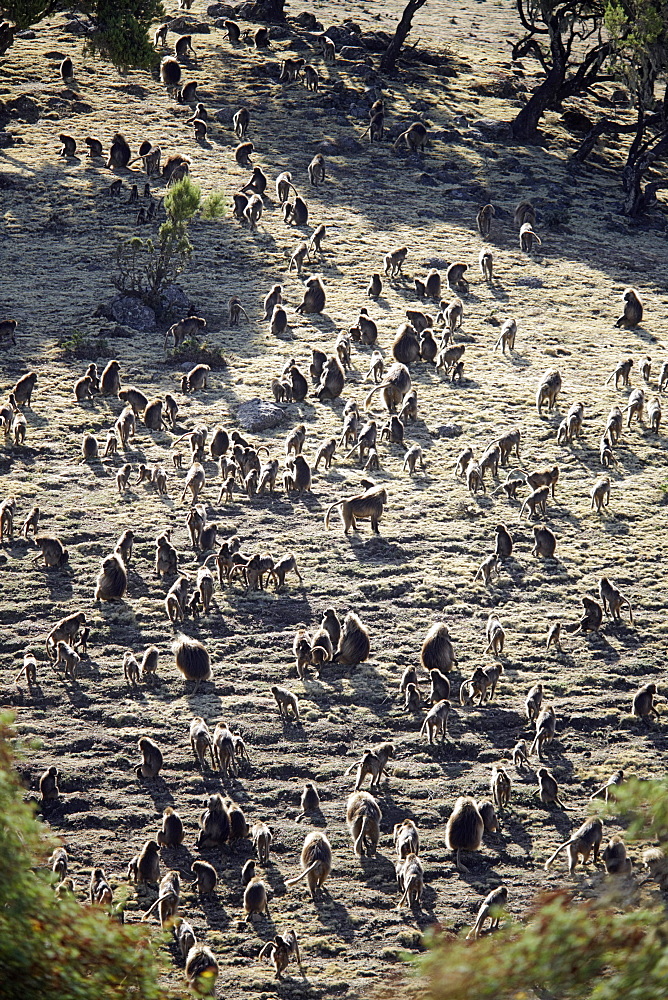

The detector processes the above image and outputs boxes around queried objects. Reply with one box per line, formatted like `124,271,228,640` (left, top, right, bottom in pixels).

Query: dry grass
1,1,668,996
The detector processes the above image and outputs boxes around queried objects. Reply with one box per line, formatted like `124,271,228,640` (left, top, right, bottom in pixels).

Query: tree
380,0,428,73
114,174,201,307
0,711,174,1000
510,0,611,140
605,0,668,215
1,0,164,69
413,778,668,1000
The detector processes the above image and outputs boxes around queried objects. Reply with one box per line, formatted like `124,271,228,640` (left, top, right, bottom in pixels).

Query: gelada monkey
394,819,420,858
420,699,451,744
333,611,370,665
446,796,484,873
544,817,603,873
259,929,302,980
421,622,458,671
602,835,633,875
345,743,394,790
252,822,272,862
142,871,181,929
173,634,212,693
324,484,387,536
466,885,507,940
346,791,382,857
244,878,270,922
396,853,424,907
285,831,332,898
589,769,624,803
185,945,219,993
158,806,184,847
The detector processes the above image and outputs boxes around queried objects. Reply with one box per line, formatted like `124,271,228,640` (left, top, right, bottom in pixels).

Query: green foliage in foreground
417,893,668,1000
3,0,164,70
415,779,668,1000
0,712,171,1000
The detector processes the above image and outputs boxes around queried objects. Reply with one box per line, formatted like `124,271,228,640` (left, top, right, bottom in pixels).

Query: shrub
0,711,174,1000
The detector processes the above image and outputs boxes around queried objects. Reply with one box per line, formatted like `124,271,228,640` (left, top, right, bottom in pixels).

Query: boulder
435,423,462,439
236,398,285,433
109,295,156,332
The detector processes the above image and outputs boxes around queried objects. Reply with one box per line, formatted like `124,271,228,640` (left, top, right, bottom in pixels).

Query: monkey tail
544,838,576,870
324,502,340,530
285,859,321,886
363,384,383,410
141,891,176,920
354,816,369,856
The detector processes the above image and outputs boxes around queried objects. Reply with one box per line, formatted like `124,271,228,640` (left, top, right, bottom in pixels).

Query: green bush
114,175,201,308
2,1,165,70
57,329,111,359
0,712,173,1000
413,778,668,1000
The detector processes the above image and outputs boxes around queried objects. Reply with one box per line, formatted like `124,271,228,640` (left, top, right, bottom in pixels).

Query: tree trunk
511,16,566,140
380,0,427,73
622,134,668,216
571,118,614,162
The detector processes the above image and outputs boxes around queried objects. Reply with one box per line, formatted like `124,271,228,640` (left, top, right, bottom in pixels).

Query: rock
293,11,321,30
418,173,439,187
435,423,462,439
158,284,191,321
450,186,488,201
339,45,366,60
5,95,40,123
16,30,36,39
336,134,363,154
471,117,511,139
515,277,544,288
109,295,156,332
560,109,594,133
63,19,92,35
167,16,210,33
0,131,15,148
360,30,392,52
236,398,285,433
207,2,235,15
118,84,147,99
321,25,361,46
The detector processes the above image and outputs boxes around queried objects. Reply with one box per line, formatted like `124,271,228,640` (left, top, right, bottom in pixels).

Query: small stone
435,423,462,439
515,277,544,288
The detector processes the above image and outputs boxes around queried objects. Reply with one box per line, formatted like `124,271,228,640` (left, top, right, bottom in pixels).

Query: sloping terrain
1,1,668,996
